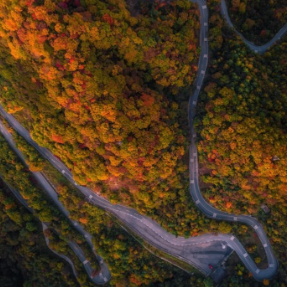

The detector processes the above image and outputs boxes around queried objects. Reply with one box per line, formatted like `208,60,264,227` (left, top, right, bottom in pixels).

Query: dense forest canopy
226,0,287,44
0,0,200,225
0,182,81,287
195,0,287,283
0,129,201,286
1,0,287,286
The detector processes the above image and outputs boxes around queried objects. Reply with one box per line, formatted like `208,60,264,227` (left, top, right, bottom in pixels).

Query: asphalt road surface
0,118,233,276
5,182,79,282
0,0,286,281
220,0,287,54
8,181,110,284
0,121,111,285
188,0,282,281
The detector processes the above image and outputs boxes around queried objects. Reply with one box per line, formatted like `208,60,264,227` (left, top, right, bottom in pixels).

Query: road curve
0,117,234,276
0,121,111,285
188,0,287,281
4,181,78,281
41,223,78,279
0,0,286,281
7,181,111,285
0,102,277,280
220,0,287,54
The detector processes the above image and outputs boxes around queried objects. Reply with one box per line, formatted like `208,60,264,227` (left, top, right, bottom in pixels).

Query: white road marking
0,71,279,278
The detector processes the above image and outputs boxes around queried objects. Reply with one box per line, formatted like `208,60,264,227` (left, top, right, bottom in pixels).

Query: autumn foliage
195,8,287,281
0,0,201,236
226,0,287,44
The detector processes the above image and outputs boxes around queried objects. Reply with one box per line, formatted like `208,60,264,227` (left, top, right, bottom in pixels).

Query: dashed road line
0,2,282,278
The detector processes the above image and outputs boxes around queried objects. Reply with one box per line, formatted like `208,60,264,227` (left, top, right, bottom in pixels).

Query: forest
1,117,280,287
3,105,280,286
226,0,287,44
194,0,287,284
0,0,241,240
0,126,202,286
1,0,287,286
0,0,200,227
9,116,257,242
0,181,84,287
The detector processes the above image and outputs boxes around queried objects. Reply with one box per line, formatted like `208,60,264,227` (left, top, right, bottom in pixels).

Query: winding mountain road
5,181,79,283
0,121,111,285
8,180,110,285
221,0,287,54
0,117,235,276
0,0,286,282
